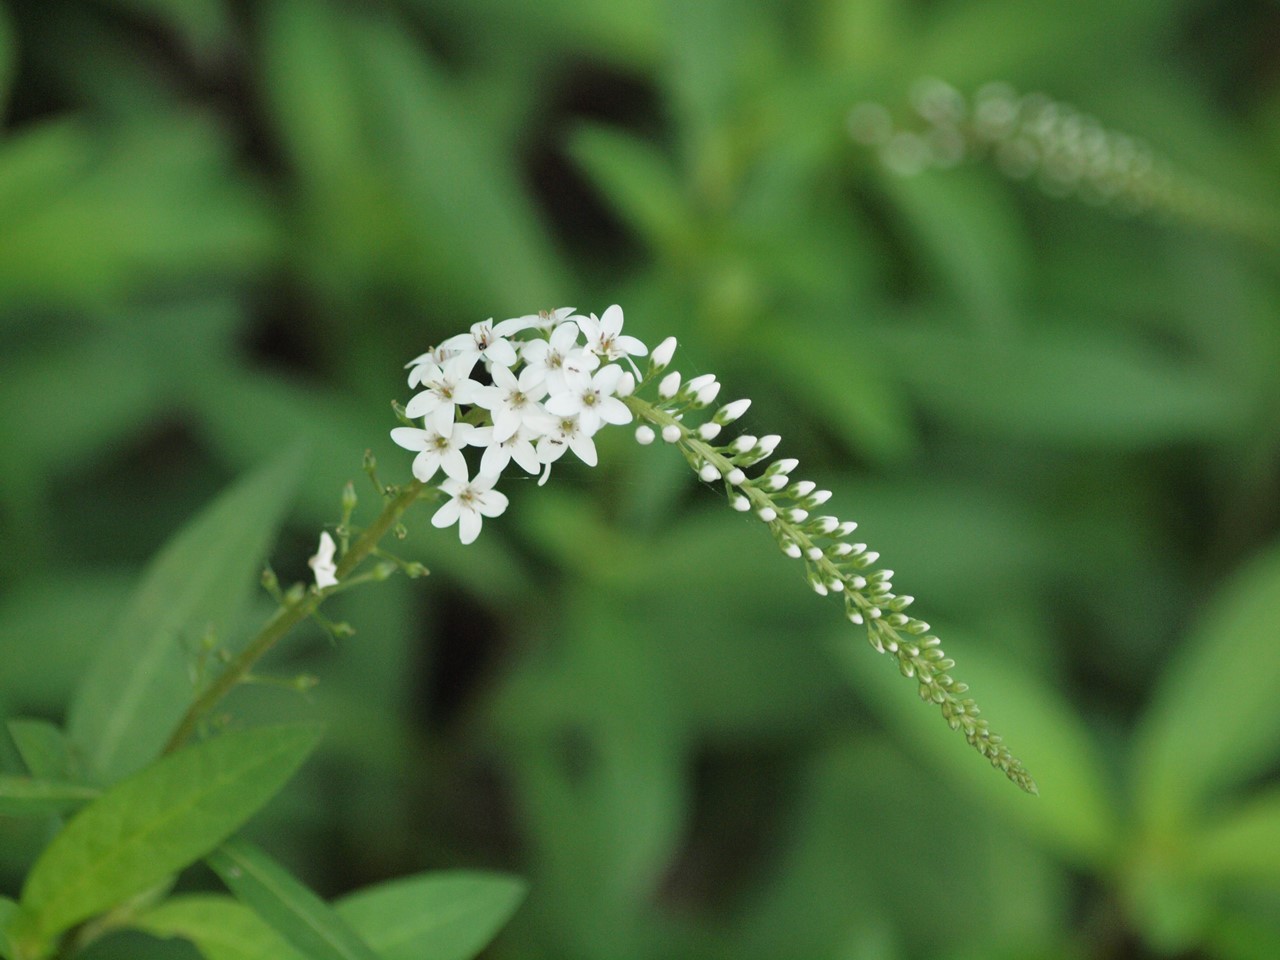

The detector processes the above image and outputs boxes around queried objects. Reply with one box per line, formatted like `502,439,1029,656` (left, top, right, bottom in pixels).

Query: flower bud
616,371,636,396
635,425,656,445
661,424,682,443
715,399,751,424
651,336,677,368
699,463,721,482
698,422,722,440
731,495,750,511
726,468,746,485
659,372,681,399
694,381,721,406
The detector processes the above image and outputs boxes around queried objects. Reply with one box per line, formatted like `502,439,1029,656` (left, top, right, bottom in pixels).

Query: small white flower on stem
635,425,656,445
406,356,487,433
439,318,521,368
390,422,477,483
308,531,339,589
474,423,545,477
474,363,550,443
536,414,599,484
577,304,648,365
544,365,632,434
431,475,509,545
521,320,599,394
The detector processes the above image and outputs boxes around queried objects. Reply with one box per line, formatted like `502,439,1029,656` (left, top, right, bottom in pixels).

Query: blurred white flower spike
308,531,339,589
396,304,1036,793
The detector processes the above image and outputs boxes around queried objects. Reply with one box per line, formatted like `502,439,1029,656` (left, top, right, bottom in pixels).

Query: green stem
161,480,425,755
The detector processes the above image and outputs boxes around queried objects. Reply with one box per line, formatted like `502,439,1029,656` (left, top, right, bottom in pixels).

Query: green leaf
6,720,78,782
877,169,1032,331
67,448,305,783
0,776,99,817
568,125,693,254
0,897,18,960
16,724,321,949
1133,542,1280,832
338,873,526,960
1189,787,1280,889
208,840,379,960
873,323,1249,446
135,894,304,960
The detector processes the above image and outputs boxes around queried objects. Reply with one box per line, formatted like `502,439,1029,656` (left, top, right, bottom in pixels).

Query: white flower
308,531,339,589
536,414,599,484
521,320,598,394
512,306,578,334
438,318,521,369
577,304,648,364
390,421,478,483
543,364,632,435
473,422,546,477
405,355,487,434
473,363,550,443
431,475,509,545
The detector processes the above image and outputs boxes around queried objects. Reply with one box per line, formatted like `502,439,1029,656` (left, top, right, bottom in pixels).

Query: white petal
616,334,648,356
458,511,483,544
481,443,512,477
569,432,598,466
483,340,519,367
411,451,441,483
597,396,633,425
476,488,509,518
440,449,470,482
600,303,624,336
390,427,428,451
431,499,461,529
404,392,438,419
544,393,580,417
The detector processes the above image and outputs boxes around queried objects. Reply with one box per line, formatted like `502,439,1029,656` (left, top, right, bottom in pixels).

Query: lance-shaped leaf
337,872,526,960
1133,542,1280,833
1188,787,1280,889
208,840,379,960
136,894,304,960
16,724,321,949
0,777,99,817
67,447,304,783
7,719,79,782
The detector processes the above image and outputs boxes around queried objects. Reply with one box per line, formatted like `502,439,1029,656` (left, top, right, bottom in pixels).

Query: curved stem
162,480,426,755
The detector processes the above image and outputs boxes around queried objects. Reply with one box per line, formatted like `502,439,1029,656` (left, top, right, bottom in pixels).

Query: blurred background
3,0,1280,958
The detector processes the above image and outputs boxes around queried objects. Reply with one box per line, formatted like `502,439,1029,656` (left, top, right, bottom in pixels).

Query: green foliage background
3,0,1280,957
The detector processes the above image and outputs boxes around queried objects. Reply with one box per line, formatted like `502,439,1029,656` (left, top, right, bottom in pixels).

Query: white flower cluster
391,305,647,544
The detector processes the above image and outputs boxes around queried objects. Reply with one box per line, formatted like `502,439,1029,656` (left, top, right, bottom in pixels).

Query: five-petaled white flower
520,320,598,395
390,421,478,483
308,531,339,589
543,364,633,435
438,317,530,370
406,355,487,434
474,363,550,443
431,475,509,545
577,304,648,366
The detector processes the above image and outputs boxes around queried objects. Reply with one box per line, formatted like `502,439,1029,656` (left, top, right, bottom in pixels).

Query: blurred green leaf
0,776,100,817
337,872,526,960
0,117,275,307
16,725,322,948
1192,787,1280,889
569,124,693,254
1134,541,1280,832
0,573,131,711
6,720,78,782
0,897,16,960
874,323,1250,445
208,839,379,960
136,894,304,960
67,448,305,782
878,169,1031,330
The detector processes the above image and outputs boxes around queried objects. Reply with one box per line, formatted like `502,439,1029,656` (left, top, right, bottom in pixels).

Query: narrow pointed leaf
1134,542,1280,831
135,895,305,960
0,776,99,817
67,448,305,782
18,724,321,946
208,840,379,960
7,720,78,781
337,873,527,960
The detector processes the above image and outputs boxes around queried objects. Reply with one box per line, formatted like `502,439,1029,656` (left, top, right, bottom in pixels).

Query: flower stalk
161,480,426,755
